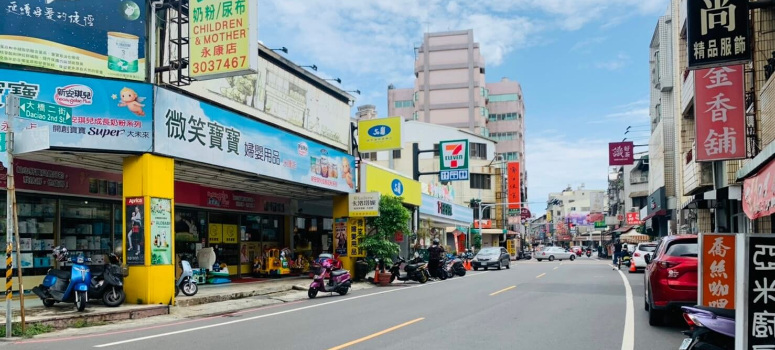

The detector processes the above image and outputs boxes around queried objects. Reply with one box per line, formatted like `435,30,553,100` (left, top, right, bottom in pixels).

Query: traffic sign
18,98,72,125
439,139,469,181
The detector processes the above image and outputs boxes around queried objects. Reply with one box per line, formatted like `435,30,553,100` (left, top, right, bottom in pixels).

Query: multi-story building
547,185,607,244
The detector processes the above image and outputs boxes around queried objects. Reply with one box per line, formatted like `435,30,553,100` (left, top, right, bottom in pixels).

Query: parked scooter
88,253,126,307
308,258,351,298
389,253,429,284
585,248,592,258
32,246,91,311
445,254,466,277
175,257,199,297
679,305,735,350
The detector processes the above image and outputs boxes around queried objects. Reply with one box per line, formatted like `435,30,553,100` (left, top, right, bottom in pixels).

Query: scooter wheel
76,291,87,312
337,287,349,296
182,281,198,296
103,287,126,307
42,299,55,307
419,272,428,284
308,288,318,299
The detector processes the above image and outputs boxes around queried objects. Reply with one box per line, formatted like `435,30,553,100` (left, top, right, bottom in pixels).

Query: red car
643,234,698,326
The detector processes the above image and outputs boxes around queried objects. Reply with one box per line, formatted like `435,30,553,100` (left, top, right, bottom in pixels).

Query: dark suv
643,235,698,326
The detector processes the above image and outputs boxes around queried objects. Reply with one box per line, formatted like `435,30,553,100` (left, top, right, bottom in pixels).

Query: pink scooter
308,259,351,298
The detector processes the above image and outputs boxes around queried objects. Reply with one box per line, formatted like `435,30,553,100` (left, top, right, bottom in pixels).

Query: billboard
154,87,355,193
358,116,402,152
694,65,746,161
182,56,352,150
609,141,634,165
439,139,469,181
686,0,750,69
360,163,421,206
189,0,258,80
0,0,146,81
507,162,521,209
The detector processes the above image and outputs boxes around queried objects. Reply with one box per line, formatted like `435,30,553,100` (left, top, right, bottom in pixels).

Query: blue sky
257,0,669,208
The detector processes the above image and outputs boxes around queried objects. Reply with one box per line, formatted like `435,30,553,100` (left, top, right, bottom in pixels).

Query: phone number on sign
191,56,247,74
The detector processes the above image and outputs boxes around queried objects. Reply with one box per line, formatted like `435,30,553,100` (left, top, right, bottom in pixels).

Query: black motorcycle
389,255,429,284
88,253,127,307
445,255,466,277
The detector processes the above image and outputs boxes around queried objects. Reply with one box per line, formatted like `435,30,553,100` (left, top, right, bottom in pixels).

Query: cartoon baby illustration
118,87,146,116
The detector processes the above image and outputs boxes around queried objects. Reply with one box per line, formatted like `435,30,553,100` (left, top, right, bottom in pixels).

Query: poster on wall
125,197,144,265
182,57,352,150
334,218,347,257
150,198,172,265
0,0,147,81
208,223,223,244
0,68,153,152
154,87,355,193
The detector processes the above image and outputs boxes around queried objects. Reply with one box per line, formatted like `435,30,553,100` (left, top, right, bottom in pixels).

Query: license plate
679,338,692,350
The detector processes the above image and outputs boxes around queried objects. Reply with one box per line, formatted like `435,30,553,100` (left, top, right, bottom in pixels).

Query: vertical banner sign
439,139,469,181
687,0,750,69
626,212,641,225
744,235,775,349
149,198,172,265
348,218,366,258
334,218,348,257
695,65,746,161
699,234,735,308
609,142,634,165
189,0,258,80
125,197,145,265
508,162,521,209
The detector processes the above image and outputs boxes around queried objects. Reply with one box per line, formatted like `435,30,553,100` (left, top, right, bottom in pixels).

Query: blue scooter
32,246,92,311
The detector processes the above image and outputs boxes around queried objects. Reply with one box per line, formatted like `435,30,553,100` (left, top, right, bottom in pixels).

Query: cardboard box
19,238,32,251
38,222,54,234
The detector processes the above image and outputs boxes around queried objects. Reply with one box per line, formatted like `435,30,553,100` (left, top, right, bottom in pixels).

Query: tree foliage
361,195,410,271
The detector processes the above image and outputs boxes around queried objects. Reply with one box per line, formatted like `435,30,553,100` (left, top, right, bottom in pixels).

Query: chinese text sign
189,0,258,79
609,142,634,165
687,0,750,69
694,65,746,161
626,212,641,226
347,218,366,258
746,236,775,348
701,234,735,309
508,162,521,209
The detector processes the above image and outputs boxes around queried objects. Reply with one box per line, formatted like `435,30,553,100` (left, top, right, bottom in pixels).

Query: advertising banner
609,141,634,165
1,0,146,81
626,212,641,226
334,218,347,257
125,197,144,266
687,0,750,69
695,65,746,161
507,162,521,209
154,87,355,193
173,181,289,215
189,0,258,80
347,218,366,258
0,68,152,152
361,163,421,206
419,194,473,224
742,159,775,220
348,192,380,217
183,56,352,150
357,116,402,152
1,159,122,199
699,233,735,308
149,198,172,265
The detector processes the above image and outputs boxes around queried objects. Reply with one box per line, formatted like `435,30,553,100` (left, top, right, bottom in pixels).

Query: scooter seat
331,269,347,277
49,269,71,280
405,264,418,272
691,305,736,319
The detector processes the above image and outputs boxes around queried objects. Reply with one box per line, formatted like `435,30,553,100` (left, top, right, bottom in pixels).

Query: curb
0,305,169,331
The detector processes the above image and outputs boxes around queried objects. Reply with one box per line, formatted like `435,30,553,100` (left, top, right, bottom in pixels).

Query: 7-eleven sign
439,139,469,181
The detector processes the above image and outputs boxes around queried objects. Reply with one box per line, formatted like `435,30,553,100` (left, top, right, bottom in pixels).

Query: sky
257,0,669,208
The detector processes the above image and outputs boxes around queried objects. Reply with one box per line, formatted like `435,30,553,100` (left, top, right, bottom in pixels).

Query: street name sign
19,98,72,125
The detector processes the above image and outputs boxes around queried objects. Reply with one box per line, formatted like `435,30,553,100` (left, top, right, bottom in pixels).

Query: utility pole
5,94,25,336
411,143,440,255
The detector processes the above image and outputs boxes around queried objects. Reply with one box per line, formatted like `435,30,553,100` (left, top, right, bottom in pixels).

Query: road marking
489,286,516,296
616,269,635,350
553,267,558,270
326,318,424,350
536,273,546,279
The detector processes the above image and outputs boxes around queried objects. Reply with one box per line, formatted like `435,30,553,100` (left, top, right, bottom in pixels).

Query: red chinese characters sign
507,162,521,209
626,212,641,225
743,159,775,219
700,234,735,309
694,65,746,161
608,142,634,165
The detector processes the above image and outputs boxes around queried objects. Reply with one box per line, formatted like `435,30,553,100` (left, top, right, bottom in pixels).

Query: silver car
472,247,511,270
535,247,576,262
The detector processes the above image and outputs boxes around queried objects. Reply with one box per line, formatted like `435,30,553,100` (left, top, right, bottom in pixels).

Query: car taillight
659,261,678,269
634,252,641,257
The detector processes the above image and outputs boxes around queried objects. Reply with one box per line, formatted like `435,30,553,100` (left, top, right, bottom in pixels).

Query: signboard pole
4,95,25,335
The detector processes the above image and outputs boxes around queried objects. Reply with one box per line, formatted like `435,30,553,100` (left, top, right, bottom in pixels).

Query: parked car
630,242,657,273
644,235,698,326
535,246,576,262
472,247,511,270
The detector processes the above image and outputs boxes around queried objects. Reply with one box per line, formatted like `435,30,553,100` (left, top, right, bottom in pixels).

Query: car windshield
665,240,698,257
478,248,499,255
638,244,657,252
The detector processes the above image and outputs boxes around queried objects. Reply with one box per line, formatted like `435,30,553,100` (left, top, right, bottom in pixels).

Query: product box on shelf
19,238,32,251
38,222,54,234
12,253,34,268
76,224,93,235
65,207,96,218
63,236,77,250
25,219,37,233
18,221,27,234
93,222,104,235
42,239,55,251
18,203,32,216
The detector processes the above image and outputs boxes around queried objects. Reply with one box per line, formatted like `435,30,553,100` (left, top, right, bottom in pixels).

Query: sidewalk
0,276,375,331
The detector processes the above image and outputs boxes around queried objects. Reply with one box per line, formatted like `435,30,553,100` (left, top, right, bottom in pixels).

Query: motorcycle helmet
52,246,69,262
433,238,440,245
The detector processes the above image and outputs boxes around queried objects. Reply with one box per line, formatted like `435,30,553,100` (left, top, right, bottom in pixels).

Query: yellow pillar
332,195,355,273
123,154,175,305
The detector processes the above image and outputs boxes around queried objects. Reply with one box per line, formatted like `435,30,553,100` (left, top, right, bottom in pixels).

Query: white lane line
95,272,489,348
616,269,635,350
553,267,558,270
535,273,546,279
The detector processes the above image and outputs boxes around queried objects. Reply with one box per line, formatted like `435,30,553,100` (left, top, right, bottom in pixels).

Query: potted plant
361,195,410,286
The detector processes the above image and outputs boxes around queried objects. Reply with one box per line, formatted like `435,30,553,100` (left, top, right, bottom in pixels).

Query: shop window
392,149,401,159
175,208,206,260
7,195,57,275
207,212,241,267
60,199,115,266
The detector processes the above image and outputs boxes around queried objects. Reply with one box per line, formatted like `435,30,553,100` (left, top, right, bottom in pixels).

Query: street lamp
325,78,342,84
301,64,318,71
270,47,288,54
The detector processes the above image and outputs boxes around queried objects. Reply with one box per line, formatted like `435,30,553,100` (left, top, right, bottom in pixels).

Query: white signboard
348,192,380,217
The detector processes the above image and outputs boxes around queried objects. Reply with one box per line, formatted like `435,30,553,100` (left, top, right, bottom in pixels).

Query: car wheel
569,255,575,261
497,261,502,270
549,256,555,262
537,259,542,262
506,261,510,269
473,266,479,271
647,286,664,326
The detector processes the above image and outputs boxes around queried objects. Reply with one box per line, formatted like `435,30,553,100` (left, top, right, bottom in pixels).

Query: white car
630,242,657,272
535,247,575,262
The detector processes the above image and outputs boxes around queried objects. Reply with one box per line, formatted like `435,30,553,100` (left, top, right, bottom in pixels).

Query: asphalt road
8,257,689,350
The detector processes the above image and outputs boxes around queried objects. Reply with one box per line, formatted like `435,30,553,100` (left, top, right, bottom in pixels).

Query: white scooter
175,258,198,297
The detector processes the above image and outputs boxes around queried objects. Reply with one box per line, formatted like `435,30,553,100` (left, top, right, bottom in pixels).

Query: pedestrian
428,238,445,279
612,240,622,267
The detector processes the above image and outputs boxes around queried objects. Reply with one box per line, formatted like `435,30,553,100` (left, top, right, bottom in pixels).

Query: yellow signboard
208,223,223,244
347,218,366,258
358,116,403,152
362,164,421,206
222,224,238,244
189,0,258,80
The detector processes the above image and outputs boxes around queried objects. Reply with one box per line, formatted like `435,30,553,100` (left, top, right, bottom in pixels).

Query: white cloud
594,53,631,70
570,36,607,52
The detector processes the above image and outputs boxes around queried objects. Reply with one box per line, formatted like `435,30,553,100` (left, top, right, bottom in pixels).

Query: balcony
630,174,648,184
681,68,694,114
683,145,714,195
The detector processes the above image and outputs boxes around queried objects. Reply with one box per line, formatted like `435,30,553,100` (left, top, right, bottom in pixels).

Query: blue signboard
154,87,356,193
0,0,147,81
0,68,153,157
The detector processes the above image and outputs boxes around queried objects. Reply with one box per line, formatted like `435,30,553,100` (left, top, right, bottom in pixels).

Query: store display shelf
61,216,109,220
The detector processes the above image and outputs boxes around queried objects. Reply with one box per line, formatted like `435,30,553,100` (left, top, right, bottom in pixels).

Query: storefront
642,187,669,236
418,194,472,253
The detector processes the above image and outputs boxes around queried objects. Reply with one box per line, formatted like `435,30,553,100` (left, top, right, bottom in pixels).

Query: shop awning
620,232,651,244
613,225,634,233
479,228,505,235
642,209,667,221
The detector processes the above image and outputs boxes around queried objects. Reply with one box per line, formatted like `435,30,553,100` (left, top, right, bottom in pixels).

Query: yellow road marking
489,285,516,296
536,273,546,279
327,318,425,350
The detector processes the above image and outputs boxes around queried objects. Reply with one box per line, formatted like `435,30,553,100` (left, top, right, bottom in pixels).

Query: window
470,174,491,189
501,152,519,161
487,112,519,122
362,152,377,160
413,92,418,101
392,150,401,159
393,100,414,108
412,112,419,120
488,94,518,102
570,207,576,211
666,240,698,257
470,143,487,159
480,107,489,117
